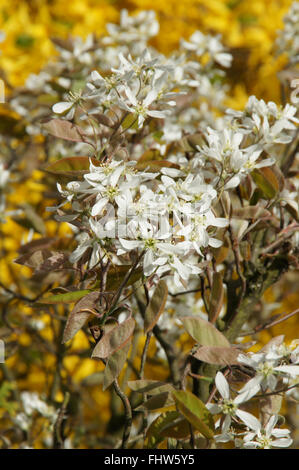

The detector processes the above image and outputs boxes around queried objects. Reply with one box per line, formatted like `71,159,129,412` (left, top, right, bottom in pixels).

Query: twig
53,391,70,449
240,307,299,336
113,378,132,449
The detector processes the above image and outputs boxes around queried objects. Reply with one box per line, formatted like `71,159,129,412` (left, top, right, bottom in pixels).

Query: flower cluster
46,10,299,291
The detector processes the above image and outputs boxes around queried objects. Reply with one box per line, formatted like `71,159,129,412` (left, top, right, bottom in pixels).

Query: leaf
146,411,189,448
40,289,92,305
135,392,174,411
103,341,131,390
232,205,271,220
193,346,242,365
44,156,99,178
135,160,180,172
15,249,53,268
178,133,204,152
160,417,191,439
180,316,230,348
128,380,174,395
144,280,168,333
92,317,135,359
62,291,101,343
43,119,86,142
18,237,55,255
251,167,279,199
33,252,69,275
172,390,214,439
121,113,139,131
208,272,224,323
92,113,115,128
106,265,143,291
138,149,162,163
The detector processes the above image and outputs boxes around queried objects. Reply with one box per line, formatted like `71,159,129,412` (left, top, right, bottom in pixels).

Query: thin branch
113,378,132,449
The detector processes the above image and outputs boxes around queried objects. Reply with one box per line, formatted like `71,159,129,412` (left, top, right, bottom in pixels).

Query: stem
113,378,132,449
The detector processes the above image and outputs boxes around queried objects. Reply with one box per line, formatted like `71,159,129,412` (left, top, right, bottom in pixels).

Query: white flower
120,86,168,128
69,232,101,268
181,30,232,68
103,9,159,46
238,351,299,398
241,414,292,449
52,90,85,119
207,372,259,433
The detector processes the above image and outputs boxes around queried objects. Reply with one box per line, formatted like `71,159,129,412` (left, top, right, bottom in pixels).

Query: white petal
215,372,230,399
143,89,158,107
52,102,72,114
236,410,260,431
91,197,109,216
275,365,299,376
119,238,140,251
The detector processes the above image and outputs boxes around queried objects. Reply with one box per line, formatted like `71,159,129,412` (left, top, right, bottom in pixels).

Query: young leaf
251,167,279,199
103,342,131,390
44,156,99,178
146,411,189,448
232,205,271,220
128,380,174,395
62,291,101,343
180,316,230,348
43,119,85,142
92,317,135,359
172,390,214,439
106,265,143,291
193,345,242,365
39,289,92,305
135,392,174,411
144,280,168,333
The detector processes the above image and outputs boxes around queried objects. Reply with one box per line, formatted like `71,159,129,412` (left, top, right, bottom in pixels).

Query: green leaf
172,390,214,439
144,280,168,333
138,149,162,163
180,316,230,348
146,411,189,448
208,272,224,323
128,380,174,395
62,291,101,343
106,265,143,291
251,167,279,199
103,341,131,390
92,317,135,359
135,392,174,411
40,289,92,305
121,113,139,131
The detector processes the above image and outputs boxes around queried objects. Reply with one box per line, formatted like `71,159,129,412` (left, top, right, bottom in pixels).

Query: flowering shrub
0,5,298,449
